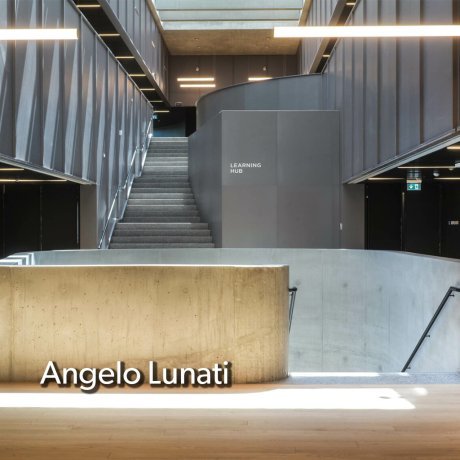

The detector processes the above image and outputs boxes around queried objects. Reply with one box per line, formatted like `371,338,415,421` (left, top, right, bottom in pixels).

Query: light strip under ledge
248,77,272,81
177,77,215,82
180,84,216,88
274,25,460,38
0,28,78,41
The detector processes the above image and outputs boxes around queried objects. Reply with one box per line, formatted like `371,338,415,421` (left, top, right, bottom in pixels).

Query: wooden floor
0,383,460,459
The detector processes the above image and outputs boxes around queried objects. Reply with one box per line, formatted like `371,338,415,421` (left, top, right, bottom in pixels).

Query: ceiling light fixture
177,77,215,82
116,56,135,60
0,28,78,41
140,88,156,91
76,4,101,8
434,177,460,180
367,178,405,181
99,33,120,38
398,166,454,169
248,77,272,81
129,74,146,77
447,145,460,150
180,84,216,88
155,110,170,113
274,25,460,38
0,167,24,172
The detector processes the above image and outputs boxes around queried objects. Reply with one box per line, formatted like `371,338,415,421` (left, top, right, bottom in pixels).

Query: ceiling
152,0,308,55
368,143,460,183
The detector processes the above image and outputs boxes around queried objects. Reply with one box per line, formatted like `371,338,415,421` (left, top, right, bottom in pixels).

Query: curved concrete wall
3,249,460,374
0,264,289,384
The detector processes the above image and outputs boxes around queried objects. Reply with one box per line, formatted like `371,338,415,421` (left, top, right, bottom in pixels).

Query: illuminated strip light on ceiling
0,168,24,171
177,77,215,82
0,28,78,41
100,33,120,37
248,77,272,81
434,177,460,180
76,4,101,8
0,179,66,183
274,25,460,38
180,84,216,88
447,145,460,150
367,178,404,181
155,110,170,113
399,166,444,170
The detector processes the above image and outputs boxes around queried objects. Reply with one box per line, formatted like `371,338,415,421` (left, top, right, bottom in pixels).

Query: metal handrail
402,286,460,372
98,116,154,249
289,287,298,332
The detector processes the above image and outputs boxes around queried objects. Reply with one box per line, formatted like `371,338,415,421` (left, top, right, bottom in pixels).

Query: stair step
129,193,194,199
133,178,189,184
113,229,211,237
128,199,196,205
122,216,201,223
130,187,193,193
116,223,209,230
110,243,215,249
111,236,213,244
124,209,199,217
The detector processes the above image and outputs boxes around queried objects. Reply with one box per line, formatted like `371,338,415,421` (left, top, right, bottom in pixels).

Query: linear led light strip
274,25,460,38
0,29,78,41
177,77,215,82
248,77,272,81
398,166,454,169
180,84,216,88
0,179,66,183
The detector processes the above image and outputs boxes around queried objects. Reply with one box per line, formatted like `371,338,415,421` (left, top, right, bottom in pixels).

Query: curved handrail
98,116,154,249
402,286,460,372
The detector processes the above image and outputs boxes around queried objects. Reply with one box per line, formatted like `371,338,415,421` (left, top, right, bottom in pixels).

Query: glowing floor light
0,388,414,410
274,25,460,38
0,29,78,41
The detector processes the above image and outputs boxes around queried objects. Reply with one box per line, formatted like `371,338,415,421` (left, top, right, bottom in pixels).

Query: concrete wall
0,264,289,384
6,248,460,374
190,110,343,248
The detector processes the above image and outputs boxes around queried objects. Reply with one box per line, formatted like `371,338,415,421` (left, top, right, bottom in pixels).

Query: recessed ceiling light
274,25,460,38
180,84,216,88
0,29,78,41
447,145,460,150
398,166,453,169
248,77,272,81
177,77,215,82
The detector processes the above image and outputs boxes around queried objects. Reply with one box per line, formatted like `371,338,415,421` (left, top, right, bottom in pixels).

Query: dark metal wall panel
320,0,458,181
169,55,299,107
99,0,169,97
0,0,152,246
422,0,454,141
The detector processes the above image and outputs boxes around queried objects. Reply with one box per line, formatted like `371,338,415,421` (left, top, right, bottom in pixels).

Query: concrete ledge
0,265,289,384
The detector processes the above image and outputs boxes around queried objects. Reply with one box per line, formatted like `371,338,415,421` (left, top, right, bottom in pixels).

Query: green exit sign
407,181,422,191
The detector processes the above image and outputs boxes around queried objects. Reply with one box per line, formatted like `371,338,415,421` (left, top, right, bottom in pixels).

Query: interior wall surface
5,248,460,374
190,110,345,248
99,0,169,97
0,0,153,248
305,0,459,181
169,55,298,107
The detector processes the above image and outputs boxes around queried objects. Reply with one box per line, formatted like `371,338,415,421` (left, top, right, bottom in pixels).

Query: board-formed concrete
5,249,460,374
0,265,289,384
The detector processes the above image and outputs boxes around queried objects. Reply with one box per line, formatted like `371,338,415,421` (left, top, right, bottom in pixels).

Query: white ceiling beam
162,20,299,30
159,10,301,21
153,0,304,11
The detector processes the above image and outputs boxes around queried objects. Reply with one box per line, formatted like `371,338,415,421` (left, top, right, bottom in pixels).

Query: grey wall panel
189,115,223,247
0,1,13,160
197,74,323,127
422,0,454,142
397,1,422,154
190,110,346,249
0,0,153,247
99,0,169,97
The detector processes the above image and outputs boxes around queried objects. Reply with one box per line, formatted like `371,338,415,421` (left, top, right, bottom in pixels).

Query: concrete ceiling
152,0,310,55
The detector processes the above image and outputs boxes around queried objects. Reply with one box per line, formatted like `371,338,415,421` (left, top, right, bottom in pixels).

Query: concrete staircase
110,137,214,249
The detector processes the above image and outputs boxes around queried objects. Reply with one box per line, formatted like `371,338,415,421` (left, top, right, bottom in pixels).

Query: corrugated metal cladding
0,0,153,243
102,0,168,96
299,0,459,182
